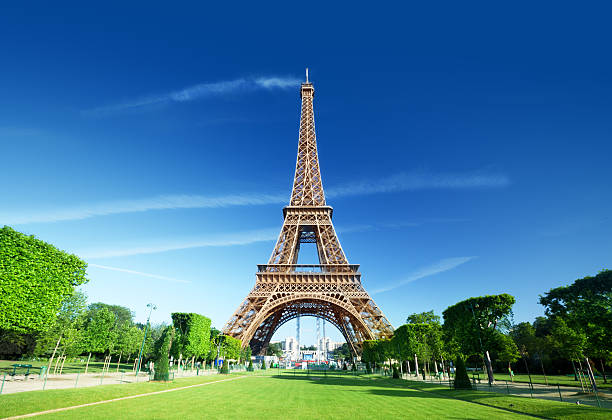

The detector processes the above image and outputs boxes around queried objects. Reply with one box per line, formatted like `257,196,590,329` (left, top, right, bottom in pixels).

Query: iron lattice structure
223,74,394,356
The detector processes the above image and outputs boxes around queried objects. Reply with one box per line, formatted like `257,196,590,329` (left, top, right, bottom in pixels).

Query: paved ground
404,373,612,409
0,369,219,395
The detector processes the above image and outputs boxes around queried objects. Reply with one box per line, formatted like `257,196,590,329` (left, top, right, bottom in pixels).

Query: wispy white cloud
0,171,507,226
80,228,278,259
0,193,287,225
88,263,190,284
372,256,477,294
326,171,510,198
83,76,301,116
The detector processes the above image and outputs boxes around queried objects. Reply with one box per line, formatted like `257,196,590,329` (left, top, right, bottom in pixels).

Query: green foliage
153,326,175,381
240,345,252,363
548,317,586,361
115,322,143,358
220,335,241,360
392,364,400,378
87,303,133,328
0,226,88,334
83,307,116,355
331,343,351,359
220,360,229,374
453,356,472,389
266,342,283,357
407,310,441,325
261,360,266,370
442,294,515,358
247,359,253,372
171,313,211,360
540,269,612,360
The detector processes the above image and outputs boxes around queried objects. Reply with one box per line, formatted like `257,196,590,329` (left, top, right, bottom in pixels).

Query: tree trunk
484,351,495,385
434,359,439,376
85,352,91,374
571,360,578,381
47,335,62,377
600,359,608,384
441,357,446,378
577,359,586,392
585,357,598,392
539,353,548,385
406,360,411,374
414,354,419,377
117,352,122,372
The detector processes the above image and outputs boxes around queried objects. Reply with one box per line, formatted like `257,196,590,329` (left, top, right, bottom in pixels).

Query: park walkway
0,368,219,395
406,373,612,409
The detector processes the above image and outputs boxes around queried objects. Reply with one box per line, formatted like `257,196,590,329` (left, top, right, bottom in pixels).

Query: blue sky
1,2,611,345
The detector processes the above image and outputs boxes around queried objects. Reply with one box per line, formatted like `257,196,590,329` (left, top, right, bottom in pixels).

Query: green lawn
1,371,611,419
492,373,612,390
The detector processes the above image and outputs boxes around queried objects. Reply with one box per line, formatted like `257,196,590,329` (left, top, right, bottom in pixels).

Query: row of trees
0,226,250,375
361,270,611,389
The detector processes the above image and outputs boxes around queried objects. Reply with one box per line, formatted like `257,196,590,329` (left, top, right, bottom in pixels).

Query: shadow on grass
266,374,612,419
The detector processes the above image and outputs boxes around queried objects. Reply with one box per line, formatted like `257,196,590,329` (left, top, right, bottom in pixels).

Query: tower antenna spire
306,67,309,83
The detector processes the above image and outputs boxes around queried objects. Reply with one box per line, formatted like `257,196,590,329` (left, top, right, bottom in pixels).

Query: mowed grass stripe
0,373,249,418
28,375,530,419
3,376,247,419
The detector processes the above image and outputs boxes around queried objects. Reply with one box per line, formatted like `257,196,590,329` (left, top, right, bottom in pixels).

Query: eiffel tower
223,70,393,356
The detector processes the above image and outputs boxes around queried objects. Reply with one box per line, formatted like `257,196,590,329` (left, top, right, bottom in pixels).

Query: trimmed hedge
453,356,472,389
171,313,211,360
154,326,175,381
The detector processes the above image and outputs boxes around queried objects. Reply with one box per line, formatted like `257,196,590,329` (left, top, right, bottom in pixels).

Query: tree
407,310,441,325
540,269,612,382
0,226,88,334
443,294,515,385
266,342,283,357
220,335,241,360
33,290,88,358
453,356,472,389
331,343,351,360
83,307,116,355
171,313,211,361
153,326,175,381
87,303,133,328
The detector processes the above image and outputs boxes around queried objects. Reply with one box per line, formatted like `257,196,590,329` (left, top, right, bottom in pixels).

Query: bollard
75,373,80,388
0,373,6,395
557,384,562,402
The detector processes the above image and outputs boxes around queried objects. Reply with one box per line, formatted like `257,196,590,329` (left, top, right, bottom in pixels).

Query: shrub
247,360,253,372
366,362,372,374
342,362,347,370
453,356,472,389
153,326,175,381
261,360,267,370
220,360,229,374
392,365,400,379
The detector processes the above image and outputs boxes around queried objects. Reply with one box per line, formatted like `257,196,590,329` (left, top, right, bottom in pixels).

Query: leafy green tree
331,343,351,360
261,360,267,370
443,294,515,385
153,326,175,381
171,313,211,361
220,335,242,360
266,342,283,357
115,321,143,361
540,269,612,382
84,307,117,355
0,226,88,334
407,310,441,325
34,290,88,358
87,303,133,327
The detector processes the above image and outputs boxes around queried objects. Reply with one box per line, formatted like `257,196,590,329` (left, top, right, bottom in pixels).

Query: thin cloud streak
81,228,279,259
0,171,508,226
326,171,510,198
83,76,301,116
88,263,190,284
372,256,477,294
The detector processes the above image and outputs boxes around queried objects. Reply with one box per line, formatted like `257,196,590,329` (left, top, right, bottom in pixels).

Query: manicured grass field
1,371,611,419
493,373,612,390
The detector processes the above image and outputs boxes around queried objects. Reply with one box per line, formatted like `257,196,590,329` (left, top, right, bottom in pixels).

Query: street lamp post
135,303,156,377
